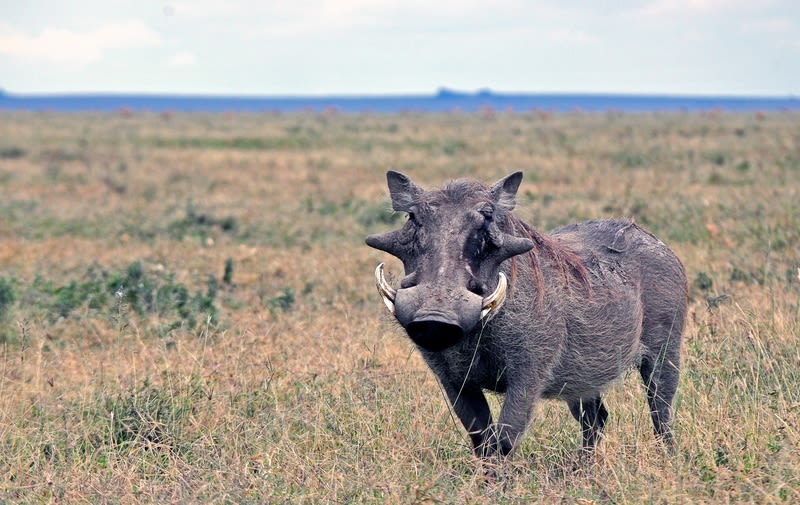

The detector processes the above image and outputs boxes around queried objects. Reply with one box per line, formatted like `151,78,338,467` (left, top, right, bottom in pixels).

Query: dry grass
1,109,798,503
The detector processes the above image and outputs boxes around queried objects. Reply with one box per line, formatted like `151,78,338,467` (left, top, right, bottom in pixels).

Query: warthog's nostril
406,320,464,351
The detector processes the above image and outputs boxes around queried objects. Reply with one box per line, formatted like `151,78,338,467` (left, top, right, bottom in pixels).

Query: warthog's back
550,219,688,330
543,219,687,399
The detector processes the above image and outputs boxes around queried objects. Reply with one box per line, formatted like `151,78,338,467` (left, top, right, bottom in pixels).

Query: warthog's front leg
440,381,494,455
480,383,536,458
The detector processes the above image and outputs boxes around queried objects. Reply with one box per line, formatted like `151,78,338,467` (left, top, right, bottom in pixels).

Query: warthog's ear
386,170,422,212
490,171,523,211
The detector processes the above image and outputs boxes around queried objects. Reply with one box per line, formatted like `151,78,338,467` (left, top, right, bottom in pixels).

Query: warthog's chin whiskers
480,272,507,320
374,263,397,315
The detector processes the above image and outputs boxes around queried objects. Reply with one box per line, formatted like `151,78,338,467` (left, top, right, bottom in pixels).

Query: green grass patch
149,135,313,150
3,261,220,338
0,146,26,159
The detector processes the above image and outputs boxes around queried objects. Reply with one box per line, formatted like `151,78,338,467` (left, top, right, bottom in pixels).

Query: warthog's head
366,171,534,351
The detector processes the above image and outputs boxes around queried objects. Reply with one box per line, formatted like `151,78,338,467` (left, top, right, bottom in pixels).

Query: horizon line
1,88,798,100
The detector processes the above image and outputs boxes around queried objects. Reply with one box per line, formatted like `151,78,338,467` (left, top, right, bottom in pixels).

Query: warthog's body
367,172,686,459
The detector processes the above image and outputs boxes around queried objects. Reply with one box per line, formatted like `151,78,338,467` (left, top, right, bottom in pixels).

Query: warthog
366,171,687,460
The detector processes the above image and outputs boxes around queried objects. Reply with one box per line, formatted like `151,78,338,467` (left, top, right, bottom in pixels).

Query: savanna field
0,109,798,504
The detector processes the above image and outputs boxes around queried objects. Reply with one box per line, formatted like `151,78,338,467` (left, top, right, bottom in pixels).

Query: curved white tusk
374,263,397,315
480,272,507,320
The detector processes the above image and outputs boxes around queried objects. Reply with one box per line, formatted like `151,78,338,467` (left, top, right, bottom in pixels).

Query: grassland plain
0,109,798,504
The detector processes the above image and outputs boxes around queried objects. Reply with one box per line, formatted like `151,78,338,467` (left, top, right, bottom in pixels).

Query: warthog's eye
467,276,487,296
469,230,492,258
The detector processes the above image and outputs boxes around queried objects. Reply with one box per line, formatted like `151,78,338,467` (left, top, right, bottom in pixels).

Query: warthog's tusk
480,272,507,320
374,263,397,315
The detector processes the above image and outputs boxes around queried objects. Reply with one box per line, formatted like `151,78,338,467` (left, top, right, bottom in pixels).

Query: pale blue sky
1,0,798,95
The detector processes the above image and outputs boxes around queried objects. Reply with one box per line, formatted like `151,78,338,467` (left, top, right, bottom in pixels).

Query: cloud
170,0,524,20
168,51,197,67
0,20,162,66
167,1,253,19
741,17,793,34
547,28,597,45
739,17,799,52
171,0,530,38
631,0,774,18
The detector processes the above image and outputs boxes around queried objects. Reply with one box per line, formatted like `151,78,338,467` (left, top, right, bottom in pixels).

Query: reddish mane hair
433,179,592,306
505,213,592,307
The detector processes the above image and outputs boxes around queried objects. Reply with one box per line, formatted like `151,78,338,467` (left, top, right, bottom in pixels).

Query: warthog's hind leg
568,396,609,452
639,346,680,450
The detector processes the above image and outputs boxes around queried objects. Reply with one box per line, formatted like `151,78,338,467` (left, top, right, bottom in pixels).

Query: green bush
26,261,219,329
0,146,26,159
0,276,16,318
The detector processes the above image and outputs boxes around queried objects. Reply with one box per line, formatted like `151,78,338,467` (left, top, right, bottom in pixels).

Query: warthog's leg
441,382,494,456
639,346,680,449
567,397,609,451
481,383,536,458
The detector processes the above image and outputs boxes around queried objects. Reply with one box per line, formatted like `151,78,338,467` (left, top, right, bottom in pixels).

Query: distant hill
0,89,798,113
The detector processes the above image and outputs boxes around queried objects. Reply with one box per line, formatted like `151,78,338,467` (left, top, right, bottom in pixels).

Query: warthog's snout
373,263,508,351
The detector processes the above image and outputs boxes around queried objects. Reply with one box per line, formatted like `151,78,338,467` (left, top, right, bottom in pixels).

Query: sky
0,0,798,96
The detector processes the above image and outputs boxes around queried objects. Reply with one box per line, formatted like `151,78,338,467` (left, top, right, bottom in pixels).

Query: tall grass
0,109,798,503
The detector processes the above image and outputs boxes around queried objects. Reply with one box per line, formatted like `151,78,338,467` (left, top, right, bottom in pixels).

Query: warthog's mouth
406,317,464,351
405,312,464,351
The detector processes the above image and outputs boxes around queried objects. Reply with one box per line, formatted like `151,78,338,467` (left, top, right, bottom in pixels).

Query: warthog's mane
433,179,592,306
504,213,592,306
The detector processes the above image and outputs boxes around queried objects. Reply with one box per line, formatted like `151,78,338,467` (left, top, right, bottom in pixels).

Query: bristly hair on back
504,213,592,307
